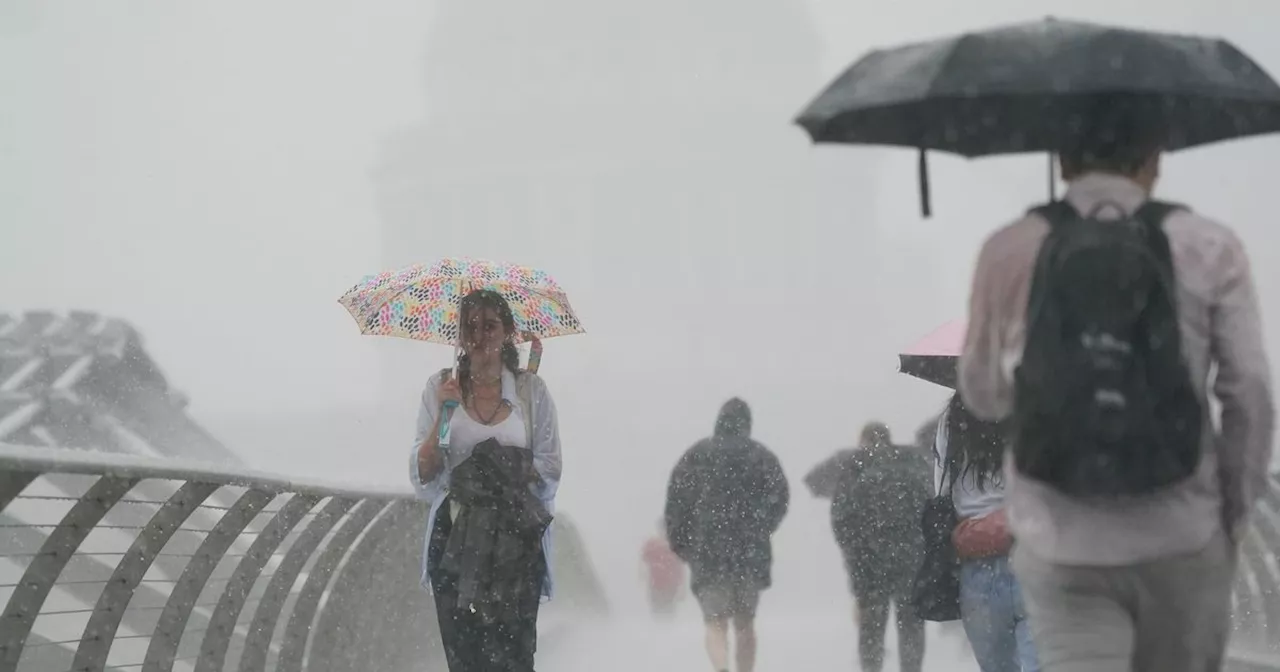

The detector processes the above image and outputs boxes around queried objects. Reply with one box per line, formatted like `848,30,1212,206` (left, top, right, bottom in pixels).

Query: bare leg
734,616,758,672
706,617,730,672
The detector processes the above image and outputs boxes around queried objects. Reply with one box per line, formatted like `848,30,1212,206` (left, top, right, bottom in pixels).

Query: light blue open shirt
409,368,562,600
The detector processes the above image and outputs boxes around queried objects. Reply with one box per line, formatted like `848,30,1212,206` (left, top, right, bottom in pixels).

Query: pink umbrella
899,319,965,388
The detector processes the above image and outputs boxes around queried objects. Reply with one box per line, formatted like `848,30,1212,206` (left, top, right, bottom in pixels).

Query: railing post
194,494,322,672
0,471,38,512
0,476,138,672
72,481,220,672
277,499,389,672
307,500,437,672
236,497,357,672
142,489,274,672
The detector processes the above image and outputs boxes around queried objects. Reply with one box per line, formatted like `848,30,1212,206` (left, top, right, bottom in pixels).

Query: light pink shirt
959,173,1274,566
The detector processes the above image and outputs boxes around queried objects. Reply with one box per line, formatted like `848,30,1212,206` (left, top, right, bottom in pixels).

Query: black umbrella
796,17,1280,215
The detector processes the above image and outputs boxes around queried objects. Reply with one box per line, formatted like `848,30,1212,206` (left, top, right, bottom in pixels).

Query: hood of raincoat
714,398,752,438
859,421,891,449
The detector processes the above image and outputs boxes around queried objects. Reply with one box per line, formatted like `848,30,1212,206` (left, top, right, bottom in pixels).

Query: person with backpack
665,398,789,672
933,395,1038,672
826,422,931,672
958,116,1275,671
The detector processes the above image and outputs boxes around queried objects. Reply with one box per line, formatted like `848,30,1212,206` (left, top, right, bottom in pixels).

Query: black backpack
1012,200,1203,497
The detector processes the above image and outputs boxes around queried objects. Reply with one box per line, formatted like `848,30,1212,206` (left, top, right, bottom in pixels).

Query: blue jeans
959,556,1040,672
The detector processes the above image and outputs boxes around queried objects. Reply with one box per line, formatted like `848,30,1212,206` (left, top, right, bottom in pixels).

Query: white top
410,367,561,504
447,402,529,464
409,367,562,599
933,405,1006,520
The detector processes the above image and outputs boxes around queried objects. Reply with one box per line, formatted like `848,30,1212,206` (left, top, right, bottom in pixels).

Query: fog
4,0,1279,669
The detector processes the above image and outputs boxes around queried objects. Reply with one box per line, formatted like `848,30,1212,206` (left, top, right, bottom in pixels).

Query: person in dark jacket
665,398,788,672
828,421,931,672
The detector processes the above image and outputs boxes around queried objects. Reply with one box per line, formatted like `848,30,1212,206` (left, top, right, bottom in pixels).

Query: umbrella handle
438,399,460,449
439,349,461,448
525,334,543,374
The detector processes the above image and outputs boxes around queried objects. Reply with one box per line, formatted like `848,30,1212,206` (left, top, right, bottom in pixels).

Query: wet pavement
541,601,980,672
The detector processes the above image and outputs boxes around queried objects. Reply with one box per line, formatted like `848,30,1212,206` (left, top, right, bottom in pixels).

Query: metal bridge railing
1,442,1271,672
0,443,440,672
1229,470,1280,670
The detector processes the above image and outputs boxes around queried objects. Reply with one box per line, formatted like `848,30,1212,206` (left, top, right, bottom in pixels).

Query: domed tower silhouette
372,0,882,392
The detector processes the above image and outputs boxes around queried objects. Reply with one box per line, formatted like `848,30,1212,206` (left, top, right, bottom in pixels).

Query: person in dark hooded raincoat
665,398,788,672
828,421,931,672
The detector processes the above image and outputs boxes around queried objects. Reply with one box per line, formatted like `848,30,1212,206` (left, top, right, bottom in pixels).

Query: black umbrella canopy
796,17,1280,157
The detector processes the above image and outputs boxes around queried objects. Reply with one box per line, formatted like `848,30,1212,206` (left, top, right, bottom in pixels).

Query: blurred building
0,310,237,463
370,0,882,398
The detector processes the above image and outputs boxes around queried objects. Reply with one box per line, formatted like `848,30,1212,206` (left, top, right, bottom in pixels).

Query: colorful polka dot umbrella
338,258,585,346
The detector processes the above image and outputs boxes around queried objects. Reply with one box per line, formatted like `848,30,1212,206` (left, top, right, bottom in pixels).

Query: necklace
467,395,509,425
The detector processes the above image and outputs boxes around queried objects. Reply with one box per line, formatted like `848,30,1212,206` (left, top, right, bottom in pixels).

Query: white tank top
447,405,528,464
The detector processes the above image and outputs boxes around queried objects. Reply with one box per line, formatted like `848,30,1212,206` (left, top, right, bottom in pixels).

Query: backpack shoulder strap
1027,200,1078,228
1028,199,1186,227
1133,200,1187,229
1133,200,1188,270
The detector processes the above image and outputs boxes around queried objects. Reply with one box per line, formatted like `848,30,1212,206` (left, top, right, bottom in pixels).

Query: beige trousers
1011,532,1236,672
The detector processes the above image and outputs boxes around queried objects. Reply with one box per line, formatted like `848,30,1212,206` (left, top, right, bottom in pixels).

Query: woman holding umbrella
899,322,1037,671
413,288,562,672
340,258,583,672
934,394,1037,672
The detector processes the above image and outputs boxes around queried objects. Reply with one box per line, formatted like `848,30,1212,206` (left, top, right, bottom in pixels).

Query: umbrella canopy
796,17,1280,156
899,320,965,389
339,257,585,346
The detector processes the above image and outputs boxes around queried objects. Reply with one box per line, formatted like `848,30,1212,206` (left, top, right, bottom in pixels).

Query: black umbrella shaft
918,149,932,218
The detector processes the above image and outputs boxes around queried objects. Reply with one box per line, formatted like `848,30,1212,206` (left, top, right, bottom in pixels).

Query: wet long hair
945,393,1007,491
457,289,520,397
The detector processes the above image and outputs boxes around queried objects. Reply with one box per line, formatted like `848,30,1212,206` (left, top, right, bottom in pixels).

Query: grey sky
4,0,1280,617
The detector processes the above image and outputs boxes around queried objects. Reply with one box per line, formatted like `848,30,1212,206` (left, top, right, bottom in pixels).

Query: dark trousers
428,503,545,672
845,546,926,672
